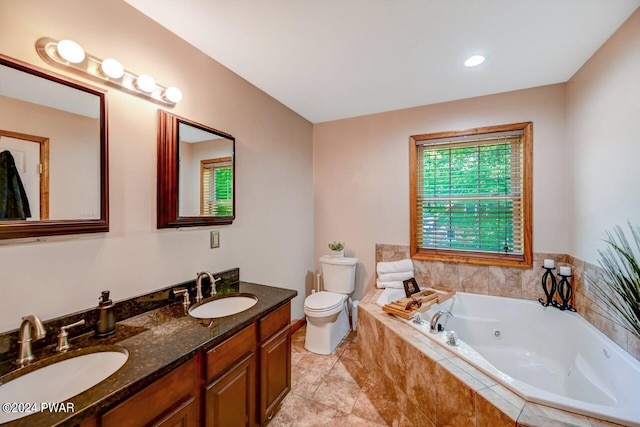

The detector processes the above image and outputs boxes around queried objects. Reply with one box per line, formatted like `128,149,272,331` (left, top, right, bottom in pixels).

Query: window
409,122,532,267
200,157,233,216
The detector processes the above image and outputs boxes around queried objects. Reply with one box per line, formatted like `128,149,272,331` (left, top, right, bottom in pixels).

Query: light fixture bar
36,37,181,107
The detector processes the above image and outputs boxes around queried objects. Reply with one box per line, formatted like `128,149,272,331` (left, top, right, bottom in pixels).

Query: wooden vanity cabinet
101,357,200,427
95,302,292,427
258,303,291,424
204,324,256,427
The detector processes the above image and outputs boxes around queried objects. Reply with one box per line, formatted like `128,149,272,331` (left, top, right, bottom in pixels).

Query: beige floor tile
340,340,360,360
296,352,339,375
291,365,325,398
326,356,368,385
312,376,360,413
268,393,348,427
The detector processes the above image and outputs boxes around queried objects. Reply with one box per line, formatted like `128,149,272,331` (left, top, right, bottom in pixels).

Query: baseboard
290,317,306,334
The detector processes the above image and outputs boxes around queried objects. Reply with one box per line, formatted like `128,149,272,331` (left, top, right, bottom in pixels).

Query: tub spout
429,310,452,334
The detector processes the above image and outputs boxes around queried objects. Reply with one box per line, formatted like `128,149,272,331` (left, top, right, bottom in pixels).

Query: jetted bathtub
405,291,640,426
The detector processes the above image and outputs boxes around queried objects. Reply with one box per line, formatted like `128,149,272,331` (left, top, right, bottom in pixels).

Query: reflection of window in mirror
200,157,233,216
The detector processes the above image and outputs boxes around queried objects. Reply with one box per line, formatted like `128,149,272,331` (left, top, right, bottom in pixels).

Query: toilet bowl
304,256,357,355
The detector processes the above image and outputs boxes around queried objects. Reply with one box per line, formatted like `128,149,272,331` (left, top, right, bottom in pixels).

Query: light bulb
57,39,85,64
101,58,124,79
464,55,485,67
164,86,183,103
136,74,156,93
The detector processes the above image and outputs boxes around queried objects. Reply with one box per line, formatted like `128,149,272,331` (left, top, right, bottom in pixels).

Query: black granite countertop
0,278,297,427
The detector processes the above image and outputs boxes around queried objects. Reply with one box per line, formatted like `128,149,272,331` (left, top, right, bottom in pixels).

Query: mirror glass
0,55,108,239
157,111,235,228
178,122,233,217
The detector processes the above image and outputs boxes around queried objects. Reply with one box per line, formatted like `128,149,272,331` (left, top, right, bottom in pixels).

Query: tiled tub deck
357,289,625,427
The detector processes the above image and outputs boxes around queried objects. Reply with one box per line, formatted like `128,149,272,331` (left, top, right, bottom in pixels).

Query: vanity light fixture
56,39,85,64
464,55,486,67
136,74,156,93
36,37,182,107
164,86,183,103
100,58,124,79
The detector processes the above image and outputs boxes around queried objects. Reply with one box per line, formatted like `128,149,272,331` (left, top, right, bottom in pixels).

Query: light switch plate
210,231,220,248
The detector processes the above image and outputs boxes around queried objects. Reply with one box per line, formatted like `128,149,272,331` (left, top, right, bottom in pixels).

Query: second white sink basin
0,346,128,423
188,294,258,319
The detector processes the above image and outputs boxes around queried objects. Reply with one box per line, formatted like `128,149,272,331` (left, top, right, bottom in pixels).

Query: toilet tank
320,255,358,294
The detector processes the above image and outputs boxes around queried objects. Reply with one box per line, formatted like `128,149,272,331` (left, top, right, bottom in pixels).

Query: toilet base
304,304,350,355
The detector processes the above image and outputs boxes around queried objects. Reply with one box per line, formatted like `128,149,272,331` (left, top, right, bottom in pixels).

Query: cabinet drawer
206,323,255,382
102,358,197,427
258,302,290,342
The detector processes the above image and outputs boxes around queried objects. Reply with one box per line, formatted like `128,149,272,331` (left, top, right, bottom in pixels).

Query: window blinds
416,132,524,255
202,159,233,216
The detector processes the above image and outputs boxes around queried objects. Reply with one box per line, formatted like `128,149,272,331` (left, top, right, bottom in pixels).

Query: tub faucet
429,310,452,334
196,271,220,300
16,315,47,366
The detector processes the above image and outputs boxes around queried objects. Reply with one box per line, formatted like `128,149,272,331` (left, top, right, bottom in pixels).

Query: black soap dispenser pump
96,290,116,337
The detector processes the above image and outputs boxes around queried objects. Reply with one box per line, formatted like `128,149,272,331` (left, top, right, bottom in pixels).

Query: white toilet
304,255,358,355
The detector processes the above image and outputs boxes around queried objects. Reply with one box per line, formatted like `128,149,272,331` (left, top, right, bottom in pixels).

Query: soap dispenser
96,290,116,337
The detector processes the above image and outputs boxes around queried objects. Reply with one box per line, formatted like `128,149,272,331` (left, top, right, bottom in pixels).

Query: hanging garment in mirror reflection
0,149,31,220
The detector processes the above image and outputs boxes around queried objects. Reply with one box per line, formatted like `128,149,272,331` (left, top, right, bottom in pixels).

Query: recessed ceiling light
464,55,485,67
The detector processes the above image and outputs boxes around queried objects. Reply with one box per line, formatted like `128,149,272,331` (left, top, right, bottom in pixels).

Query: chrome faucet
196,271,220,300
16,315,47,366
429,310,452,334
56,319,86,352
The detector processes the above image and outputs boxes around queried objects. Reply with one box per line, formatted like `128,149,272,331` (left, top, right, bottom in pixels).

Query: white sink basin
0,347,128,423
188,294,258,319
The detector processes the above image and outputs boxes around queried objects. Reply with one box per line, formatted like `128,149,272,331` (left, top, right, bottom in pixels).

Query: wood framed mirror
0,54,108,239
157,110,235,228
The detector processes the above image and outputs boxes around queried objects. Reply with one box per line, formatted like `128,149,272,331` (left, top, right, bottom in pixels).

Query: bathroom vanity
0,269,296,427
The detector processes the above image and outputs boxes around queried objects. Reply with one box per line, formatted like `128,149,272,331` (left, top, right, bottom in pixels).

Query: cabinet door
259,326,291,424
205,352,255,427
151,397,198,427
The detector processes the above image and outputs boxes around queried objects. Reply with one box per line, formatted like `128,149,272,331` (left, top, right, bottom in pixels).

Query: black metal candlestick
556,273,576,312
538,267,558,307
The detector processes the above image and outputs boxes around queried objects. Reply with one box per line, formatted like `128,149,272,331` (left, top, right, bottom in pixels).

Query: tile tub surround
0,272,296,427
357,290,626,427
375,244,640,362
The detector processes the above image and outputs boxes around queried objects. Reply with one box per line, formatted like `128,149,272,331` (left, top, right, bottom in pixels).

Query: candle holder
538,266,558,307
556,273,576,312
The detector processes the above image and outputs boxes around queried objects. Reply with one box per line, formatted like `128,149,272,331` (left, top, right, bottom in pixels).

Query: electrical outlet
210,231,220,248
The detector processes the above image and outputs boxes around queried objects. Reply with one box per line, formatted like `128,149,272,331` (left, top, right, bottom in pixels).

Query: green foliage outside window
212,166,233,216
420,142,519,254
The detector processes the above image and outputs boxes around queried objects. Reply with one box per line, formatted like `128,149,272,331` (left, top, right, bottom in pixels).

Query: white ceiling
125,0,639,123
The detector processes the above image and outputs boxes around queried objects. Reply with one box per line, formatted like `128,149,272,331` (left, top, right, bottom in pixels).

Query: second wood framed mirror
157,110,235,228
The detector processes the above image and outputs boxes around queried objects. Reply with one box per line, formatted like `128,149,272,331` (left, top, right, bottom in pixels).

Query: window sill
411,248,533,268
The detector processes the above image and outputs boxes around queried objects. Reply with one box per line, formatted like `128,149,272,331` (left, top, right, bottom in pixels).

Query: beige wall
0,0,313,331
566,8,640,264
314,85,567,300
0,95,100,219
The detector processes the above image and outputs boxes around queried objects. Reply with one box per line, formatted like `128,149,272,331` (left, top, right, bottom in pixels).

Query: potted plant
588,223,640,340
328,241,345,258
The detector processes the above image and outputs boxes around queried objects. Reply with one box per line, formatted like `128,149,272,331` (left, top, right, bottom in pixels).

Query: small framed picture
403,277,420,297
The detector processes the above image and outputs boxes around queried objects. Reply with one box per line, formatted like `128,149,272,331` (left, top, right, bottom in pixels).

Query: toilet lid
304,292,345,311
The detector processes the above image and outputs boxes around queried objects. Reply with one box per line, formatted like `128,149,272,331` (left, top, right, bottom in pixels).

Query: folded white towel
377,271,414,282
376,288,407,307
376,259,413,275
376,279,406,289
